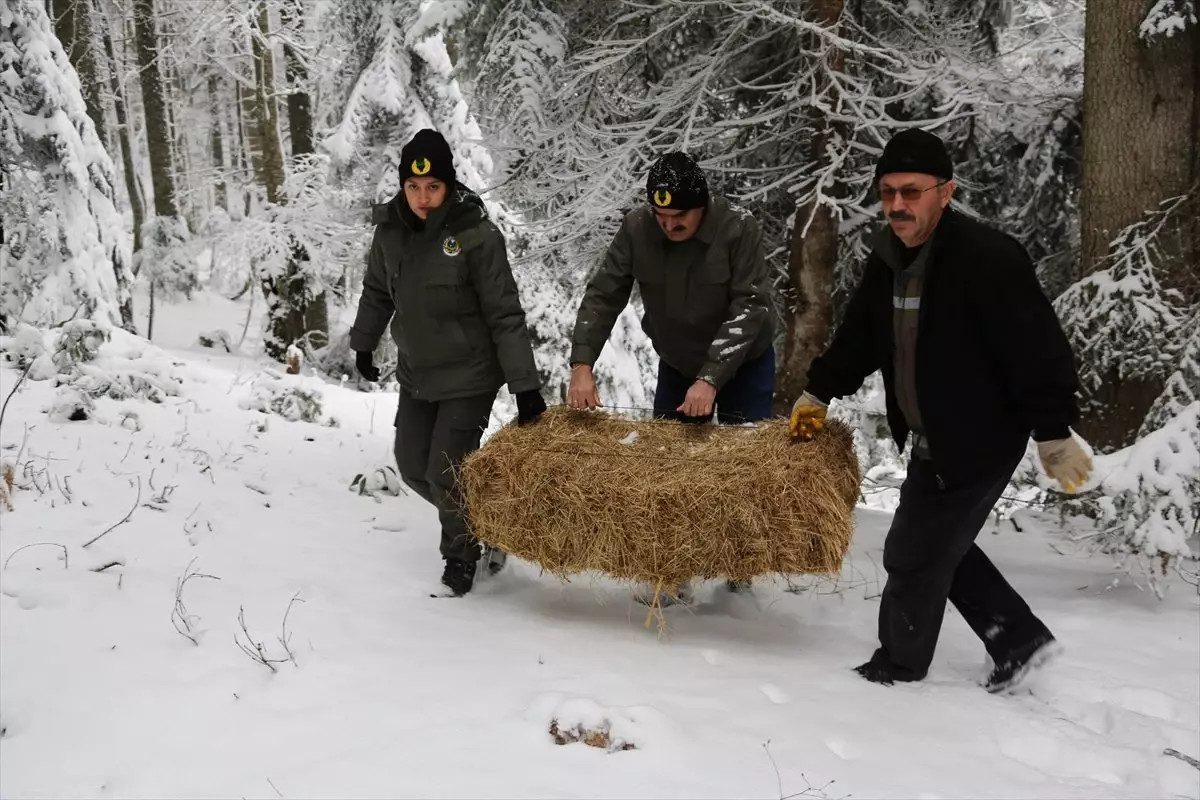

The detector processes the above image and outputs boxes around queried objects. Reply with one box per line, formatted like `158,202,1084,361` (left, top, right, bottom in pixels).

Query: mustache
889,212,914,222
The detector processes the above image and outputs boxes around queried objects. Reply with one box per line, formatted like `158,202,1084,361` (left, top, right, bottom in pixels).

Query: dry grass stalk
459,407,860,597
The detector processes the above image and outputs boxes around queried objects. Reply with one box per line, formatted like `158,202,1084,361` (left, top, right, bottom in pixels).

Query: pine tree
0,0,133,330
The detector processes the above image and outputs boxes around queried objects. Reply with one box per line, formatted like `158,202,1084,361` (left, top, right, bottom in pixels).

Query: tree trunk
132,0,177,220
1078,0,1199,450
280,0,327,350
244,1,304,361
281,0,314,158
774,0,845,415
245,3,285,205
209,75,227,212
53,0,108,149
100,0,144,253
133,0,182,340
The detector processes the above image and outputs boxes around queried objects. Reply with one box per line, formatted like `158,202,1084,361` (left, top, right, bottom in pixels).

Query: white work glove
1038,435,1094,494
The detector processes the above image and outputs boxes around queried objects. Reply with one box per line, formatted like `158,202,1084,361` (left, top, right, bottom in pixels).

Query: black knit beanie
874,129,954,182
646,152,710,211
399,129,456,185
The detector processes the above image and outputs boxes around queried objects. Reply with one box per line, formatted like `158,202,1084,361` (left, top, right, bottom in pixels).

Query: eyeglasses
878,182,946,204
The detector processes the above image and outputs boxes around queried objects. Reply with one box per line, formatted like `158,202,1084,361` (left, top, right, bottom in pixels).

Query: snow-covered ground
1,294,1198,800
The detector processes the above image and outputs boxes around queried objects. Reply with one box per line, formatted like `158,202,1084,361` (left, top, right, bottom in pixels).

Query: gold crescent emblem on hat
412,158,431,176
653,189,672,207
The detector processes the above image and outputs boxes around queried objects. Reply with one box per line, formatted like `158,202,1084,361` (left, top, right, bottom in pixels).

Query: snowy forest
1,0,1198,578
2,1,1200,796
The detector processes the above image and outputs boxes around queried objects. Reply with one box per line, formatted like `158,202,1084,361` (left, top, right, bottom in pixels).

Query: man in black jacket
789,129,1094,692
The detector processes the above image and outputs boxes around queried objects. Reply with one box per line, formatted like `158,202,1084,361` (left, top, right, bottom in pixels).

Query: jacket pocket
423,266,480,318
632,257,666,284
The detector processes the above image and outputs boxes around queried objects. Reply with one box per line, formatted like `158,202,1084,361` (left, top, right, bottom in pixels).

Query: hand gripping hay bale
458,407,861,593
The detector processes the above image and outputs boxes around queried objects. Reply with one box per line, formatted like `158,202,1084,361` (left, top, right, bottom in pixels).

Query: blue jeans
653,346,775,425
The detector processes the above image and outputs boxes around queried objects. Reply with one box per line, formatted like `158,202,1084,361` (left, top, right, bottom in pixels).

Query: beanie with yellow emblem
646,151,709,211
399,129,456,186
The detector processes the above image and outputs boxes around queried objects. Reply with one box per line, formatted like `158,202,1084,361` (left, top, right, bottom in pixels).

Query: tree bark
1078,0,1199,450
279,0,327,350
99,0,144,253
245,2,285,206
53,0,108,149
281,0,313,158
774,0,845,415
208,75,227,212
132,0,177,220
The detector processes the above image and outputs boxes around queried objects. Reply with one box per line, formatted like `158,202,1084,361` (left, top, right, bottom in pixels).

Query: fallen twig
82,476,141,548
90,560,124,572
3,542,68,571
234,606,291,673
278,591,305,666
172,558,221,646
1164,748,1200,771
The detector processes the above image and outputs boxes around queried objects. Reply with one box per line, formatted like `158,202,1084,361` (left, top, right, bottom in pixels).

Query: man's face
404,177,447,220
877,172,954,247
653,206,704,242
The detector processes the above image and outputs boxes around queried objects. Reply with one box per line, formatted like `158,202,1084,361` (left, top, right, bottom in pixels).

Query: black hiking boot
440,557,476,597
986,633,1062,694
854,657,923,687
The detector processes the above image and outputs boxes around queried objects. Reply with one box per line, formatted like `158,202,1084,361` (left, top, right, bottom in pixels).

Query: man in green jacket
568,152,775,425
351,129,545,596
568,152,776,602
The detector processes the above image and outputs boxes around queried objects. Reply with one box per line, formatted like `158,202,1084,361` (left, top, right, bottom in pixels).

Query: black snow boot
986,633,1061,694
440,557,476,597
854,657,924,687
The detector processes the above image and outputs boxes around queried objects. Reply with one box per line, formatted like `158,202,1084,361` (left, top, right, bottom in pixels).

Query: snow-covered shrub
47,387,95,422
1065,404,1200,569
52,319,110,370
240,373,325,424
138,216,198,301
65,361,181,404
0,322,47,369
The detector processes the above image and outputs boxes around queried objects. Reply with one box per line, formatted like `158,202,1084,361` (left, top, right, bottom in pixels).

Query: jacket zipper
912,243,945,491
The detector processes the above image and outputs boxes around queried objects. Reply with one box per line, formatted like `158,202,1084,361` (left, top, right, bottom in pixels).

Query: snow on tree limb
1140,0,1197,40
1,0,133,330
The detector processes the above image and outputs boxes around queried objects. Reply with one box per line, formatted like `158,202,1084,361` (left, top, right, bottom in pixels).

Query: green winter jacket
569,197,774,390
349,185,541,402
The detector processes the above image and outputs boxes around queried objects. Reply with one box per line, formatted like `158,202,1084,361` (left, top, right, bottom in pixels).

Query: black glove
355,350,380,382
515,389,547,426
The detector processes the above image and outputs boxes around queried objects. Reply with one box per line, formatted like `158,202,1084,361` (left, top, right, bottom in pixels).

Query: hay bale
459,406,861,588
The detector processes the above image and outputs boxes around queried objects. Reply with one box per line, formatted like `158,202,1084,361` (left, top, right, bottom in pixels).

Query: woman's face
404,177,448,220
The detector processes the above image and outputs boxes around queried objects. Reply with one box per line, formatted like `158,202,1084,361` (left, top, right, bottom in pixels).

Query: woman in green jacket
349,129,546,597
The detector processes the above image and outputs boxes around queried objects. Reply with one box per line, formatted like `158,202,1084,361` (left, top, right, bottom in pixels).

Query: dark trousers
872,455,1052,680
653,346,775,424
394,389,495,563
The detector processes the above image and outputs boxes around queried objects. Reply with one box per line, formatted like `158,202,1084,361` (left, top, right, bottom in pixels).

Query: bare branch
3,542,69,571
82,476,141,548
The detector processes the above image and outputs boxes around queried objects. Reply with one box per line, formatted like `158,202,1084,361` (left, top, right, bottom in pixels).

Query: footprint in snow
702,649,722,666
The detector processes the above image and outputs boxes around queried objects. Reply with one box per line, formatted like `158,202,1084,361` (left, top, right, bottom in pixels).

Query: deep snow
0,293,1197,800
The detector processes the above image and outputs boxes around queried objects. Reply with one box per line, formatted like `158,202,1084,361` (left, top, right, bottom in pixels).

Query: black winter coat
805,209,1081,488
